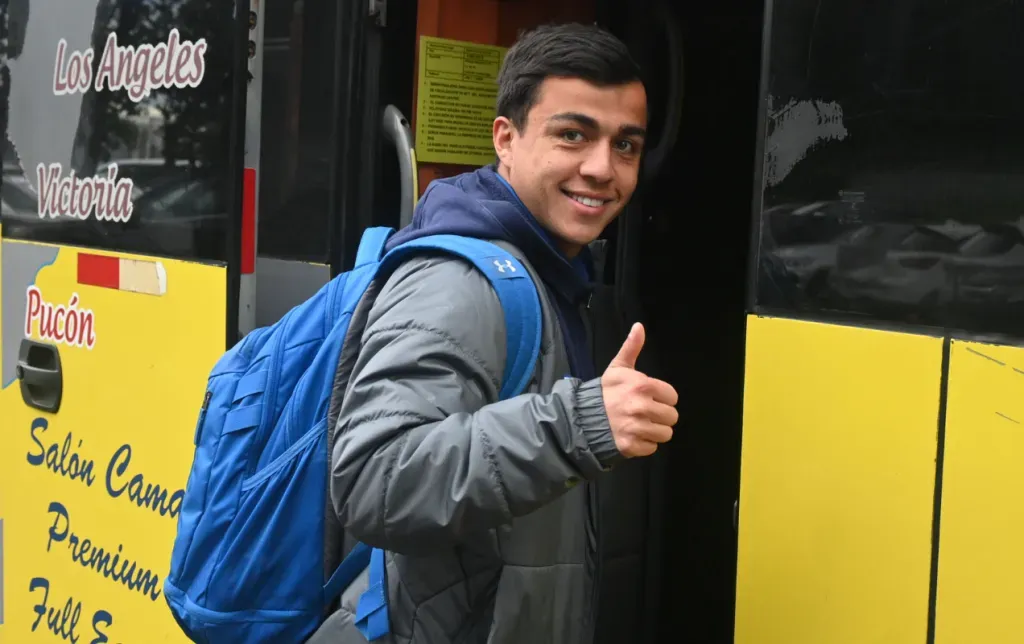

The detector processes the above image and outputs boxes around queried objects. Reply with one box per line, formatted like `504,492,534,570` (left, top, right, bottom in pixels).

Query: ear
493,116,516,168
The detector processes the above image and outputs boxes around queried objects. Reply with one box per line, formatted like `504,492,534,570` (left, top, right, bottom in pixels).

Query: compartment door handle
16,339,63,413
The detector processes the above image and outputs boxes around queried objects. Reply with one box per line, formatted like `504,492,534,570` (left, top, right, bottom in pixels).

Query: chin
576,217,617,241
545,212,613,254
561,226,605,251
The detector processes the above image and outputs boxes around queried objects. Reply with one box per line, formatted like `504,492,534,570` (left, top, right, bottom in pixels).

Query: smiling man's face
494,76,648,257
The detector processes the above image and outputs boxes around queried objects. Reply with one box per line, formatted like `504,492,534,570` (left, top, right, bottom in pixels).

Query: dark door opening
600,0,766,641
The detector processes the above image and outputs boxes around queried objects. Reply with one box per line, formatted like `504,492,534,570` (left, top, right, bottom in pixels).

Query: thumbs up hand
601,323,679,458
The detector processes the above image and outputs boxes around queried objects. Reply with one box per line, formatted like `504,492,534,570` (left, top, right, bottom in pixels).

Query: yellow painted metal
735,315,942,644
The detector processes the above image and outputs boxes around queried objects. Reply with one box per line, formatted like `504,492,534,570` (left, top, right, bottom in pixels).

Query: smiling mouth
562,189,612,208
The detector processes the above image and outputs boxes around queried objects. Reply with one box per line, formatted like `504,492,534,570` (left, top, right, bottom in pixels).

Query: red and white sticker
77,253,167,296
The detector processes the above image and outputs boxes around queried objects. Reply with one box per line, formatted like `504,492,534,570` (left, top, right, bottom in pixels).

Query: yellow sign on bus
1,240,225,642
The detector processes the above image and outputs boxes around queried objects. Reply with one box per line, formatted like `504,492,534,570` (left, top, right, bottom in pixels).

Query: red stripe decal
77,254,120,289
241,168,257,274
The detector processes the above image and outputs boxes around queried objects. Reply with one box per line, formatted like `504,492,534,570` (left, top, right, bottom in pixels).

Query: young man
320,22,678,643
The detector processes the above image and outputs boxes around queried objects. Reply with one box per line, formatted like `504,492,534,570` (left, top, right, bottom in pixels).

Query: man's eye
615,139,637,154
561,131,584,143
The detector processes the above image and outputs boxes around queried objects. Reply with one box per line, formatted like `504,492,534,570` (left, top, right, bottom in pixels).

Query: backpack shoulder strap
378,234,543,400
354,226,396,268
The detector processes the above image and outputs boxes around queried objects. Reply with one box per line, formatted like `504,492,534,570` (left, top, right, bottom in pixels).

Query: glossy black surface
753,0,1024,338
1,0,240,263
254,0,338,264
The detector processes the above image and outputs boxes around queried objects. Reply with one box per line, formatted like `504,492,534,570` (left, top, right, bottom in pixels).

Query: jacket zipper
580,293,601,644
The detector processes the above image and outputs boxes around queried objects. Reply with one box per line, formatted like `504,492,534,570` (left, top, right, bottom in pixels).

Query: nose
579,142,614,183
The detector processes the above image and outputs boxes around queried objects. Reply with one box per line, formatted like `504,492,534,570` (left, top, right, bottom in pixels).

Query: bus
1,0,1021,642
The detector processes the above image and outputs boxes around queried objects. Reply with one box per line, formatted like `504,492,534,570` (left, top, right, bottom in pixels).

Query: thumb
609,322,645,370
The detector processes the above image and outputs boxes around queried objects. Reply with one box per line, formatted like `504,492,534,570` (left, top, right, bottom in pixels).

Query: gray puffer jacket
311,240,660,643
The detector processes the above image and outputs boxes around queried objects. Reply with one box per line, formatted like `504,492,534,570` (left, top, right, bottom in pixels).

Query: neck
560,240,583,259
496,162,513,183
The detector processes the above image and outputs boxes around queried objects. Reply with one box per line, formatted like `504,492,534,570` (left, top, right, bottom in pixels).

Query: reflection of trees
71,0,234,176
158,0,234,172
3,0,236,261
5,0,30,59
2,9,9,161
73,0,137,175
1,0,30,166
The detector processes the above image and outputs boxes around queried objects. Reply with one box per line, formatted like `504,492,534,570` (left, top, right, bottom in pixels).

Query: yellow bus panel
934,340,1024,644
0,239,225,643
735,315,942,644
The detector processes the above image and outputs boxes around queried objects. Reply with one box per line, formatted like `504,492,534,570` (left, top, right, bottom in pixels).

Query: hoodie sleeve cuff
574,377,624,470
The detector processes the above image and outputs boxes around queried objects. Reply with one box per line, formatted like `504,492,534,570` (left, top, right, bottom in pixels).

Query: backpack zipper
193,390,212,445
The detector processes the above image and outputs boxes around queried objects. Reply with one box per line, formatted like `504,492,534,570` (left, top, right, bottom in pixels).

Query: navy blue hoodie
384,165,597,380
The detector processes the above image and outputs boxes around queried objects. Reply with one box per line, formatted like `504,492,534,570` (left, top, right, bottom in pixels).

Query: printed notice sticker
415,36,508,167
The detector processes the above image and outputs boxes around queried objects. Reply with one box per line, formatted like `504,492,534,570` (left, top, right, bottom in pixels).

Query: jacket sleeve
330,253,622,554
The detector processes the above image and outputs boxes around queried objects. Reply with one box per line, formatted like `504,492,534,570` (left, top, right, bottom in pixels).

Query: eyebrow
548,112,647,139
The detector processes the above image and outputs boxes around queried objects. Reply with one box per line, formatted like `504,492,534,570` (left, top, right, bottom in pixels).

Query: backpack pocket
240,417,324,492
168,418,331,644
204,418,331,609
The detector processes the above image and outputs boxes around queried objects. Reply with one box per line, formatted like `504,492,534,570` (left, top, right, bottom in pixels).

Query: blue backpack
164,227,542,643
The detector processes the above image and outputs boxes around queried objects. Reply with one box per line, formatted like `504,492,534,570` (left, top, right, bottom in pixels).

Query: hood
384,165,594,306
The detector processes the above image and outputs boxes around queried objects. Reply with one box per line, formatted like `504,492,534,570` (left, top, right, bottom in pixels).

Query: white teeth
570,194,605,208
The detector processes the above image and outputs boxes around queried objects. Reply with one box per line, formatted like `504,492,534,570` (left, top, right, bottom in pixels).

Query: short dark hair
496,23,644,131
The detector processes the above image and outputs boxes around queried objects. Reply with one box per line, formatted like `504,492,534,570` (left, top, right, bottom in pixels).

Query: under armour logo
493,259,516,273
